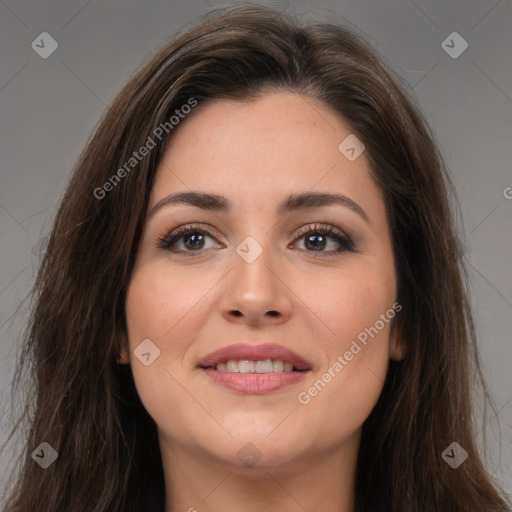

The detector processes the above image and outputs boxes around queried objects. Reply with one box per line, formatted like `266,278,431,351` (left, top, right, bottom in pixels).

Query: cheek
124,262,207,414
296,313,392,447
126,260,209,342
301,258,396,348
294,262,395,436
298,354,388,447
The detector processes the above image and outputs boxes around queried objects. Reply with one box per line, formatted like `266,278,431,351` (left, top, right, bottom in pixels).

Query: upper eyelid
166,222,346,237
164,223,224,242
160,222,352,247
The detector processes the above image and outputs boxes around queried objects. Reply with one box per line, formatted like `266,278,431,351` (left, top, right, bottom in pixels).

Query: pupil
185,233,204,250
306,234,325,250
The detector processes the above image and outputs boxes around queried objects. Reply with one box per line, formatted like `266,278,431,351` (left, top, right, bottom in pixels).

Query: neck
160,431,359,512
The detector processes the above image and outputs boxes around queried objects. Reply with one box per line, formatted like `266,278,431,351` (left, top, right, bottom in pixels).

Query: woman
2,4,510,511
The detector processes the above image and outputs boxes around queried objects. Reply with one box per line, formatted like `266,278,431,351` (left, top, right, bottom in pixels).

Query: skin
122,92,404,512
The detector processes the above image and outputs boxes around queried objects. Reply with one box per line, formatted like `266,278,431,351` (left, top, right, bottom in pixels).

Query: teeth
255,359,273,373
226,360,238,372
238,360,255,373
273,359,284,372
216,359,296,373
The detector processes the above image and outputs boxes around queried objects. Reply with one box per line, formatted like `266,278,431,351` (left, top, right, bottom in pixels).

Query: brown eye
156,222,356,257
157,225,221,254
291,224,356,256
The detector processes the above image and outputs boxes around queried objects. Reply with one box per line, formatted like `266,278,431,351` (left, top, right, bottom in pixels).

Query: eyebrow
149,191,370,224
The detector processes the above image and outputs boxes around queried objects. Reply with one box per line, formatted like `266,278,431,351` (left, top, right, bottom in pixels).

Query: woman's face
125,91,402,471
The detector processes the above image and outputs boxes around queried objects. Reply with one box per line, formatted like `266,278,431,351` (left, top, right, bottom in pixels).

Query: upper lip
197,343,312,371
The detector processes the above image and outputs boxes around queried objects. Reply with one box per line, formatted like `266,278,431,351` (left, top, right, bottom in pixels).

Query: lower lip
201,369,309,394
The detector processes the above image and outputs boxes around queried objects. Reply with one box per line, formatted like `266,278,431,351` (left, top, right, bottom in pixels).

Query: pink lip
197,343,312,370
197,343,312,395
202,369,309,394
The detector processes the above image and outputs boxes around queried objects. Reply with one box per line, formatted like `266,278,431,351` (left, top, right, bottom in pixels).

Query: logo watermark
31,442,58,469
442,442,468,469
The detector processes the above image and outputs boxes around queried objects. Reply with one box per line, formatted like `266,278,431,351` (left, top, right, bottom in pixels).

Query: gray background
1,0,511,499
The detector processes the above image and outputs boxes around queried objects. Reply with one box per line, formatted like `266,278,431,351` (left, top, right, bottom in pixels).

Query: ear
116,332,130,365
117,347,130,364
389,323,407,361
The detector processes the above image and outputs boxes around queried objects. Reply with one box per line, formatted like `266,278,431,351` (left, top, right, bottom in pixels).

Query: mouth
200,359,308,373
197,343,312,394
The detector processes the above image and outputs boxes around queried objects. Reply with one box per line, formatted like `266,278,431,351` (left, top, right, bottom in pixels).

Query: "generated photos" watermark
297,301,402,405
93,97,197,200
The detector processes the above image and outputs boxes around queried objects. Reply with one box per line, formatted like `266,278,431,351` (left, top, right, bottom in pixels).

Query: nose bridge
220,231,292,323
232,233,278,297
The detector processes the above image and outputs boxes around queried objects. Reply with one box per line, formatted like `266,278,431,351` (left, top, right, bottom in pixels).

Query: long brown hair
2,5,510,511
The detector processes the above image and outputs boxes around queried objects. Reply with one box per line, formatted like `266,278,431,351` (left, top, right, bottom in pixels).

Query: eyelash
156,223,357,258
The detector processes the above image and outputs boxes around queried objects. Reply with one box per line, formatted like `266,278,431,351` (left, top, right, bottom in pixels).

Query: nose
219,242,293,327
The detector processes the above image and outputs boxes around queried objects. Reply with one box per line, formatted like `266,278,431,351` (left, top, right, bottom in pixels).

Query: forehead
150,92,384,221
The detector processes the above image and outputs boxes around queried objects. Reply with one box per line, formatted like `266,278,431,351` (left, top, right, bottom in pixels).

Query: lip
197,342,313,394
197,343,312,371
202,369,309,394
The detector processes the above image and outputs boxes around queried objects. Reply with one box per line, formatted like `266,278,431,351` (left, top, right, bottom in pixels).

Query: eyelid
290,223,357,254
292,223,347,241
156,223,225,250
157,222,357,255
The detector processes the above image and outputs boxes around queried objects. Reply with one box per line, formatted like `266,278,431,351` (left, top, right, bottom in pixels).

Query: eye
156,224,222,255
290,223,356,257
156,222,357,257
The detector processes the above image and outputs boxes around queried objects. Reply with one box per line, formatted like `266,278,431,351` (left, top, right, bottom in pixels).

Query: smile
197,343,313,394
205,358,303,373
